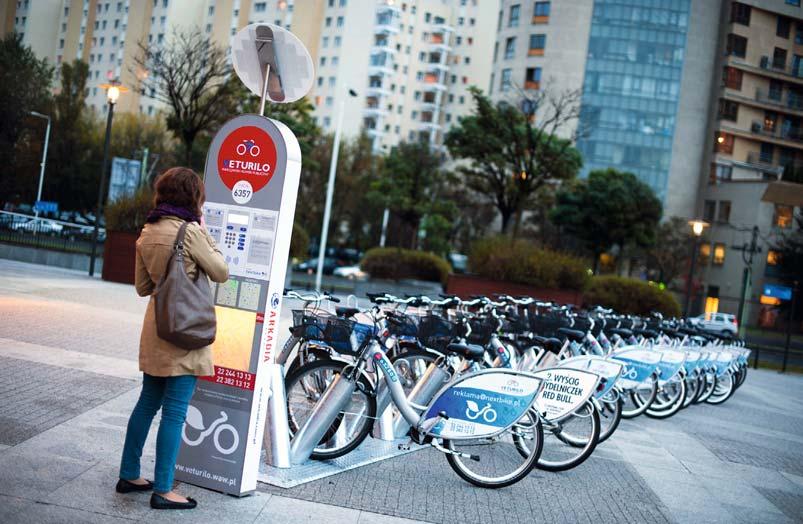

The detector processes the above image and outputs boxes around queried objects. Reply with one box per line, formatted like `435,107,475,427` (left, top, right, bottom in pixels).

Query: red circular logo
217,126,278,193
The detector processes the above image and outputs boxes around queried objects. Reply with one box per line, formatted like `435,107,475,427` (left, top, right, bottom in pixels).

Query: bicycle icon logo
465,400,498,423
236,139,261,157
182,406,240,455
621,366,639,380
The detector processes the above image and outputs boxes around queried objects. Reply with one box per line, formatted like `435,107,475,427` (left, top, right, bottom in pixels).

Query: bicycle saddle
532,335,563,354
446,342,485,361
556,327,586,343
336,306,360,318
608,328,633,339
633,328,659,339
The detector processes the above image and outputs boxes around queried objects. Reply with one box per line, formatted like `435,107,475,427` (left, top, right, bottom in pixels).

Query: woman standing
116,167,228,510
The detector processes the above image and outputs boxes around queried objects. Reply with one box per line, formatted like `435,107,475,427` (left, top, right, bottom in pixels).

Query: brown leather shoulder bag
153,222,217,349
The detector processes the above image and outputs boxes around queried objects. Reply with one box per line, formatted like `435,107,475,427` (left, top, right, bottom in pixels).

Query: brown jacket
135,216,229,377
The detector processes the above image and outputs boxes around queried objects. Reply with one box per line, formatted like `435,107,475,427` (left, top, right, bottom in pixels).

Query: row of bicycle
275,290,750,488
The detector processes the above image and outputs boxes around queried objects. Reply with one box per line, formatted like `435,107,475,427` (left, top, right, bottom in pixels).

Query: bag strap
173,222,190,258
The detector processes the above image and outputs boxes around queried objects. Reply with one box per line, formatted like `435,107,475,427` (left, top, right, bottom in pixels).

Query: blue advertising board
763,284,792,301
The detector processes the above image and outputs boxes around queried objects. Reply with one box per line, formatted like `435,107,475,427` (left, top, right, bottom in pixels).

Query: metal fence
0,211,104,255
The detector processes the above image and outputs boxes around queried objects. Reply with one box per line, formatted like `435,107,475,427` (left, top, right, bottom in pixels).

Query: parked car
688,312,738,337
448,253,468,274
333,264,368,280
10,218,64,234
294,257,340,275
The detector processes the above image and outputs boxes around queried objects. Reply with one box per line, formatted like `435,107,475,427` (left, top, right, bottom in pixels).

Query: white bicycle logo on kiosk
182,406,240,455
236,139,261,157
465,401,498,423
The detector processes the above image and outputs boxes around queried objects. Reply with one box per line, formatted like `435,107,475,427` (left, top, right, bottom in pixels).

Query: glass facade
576,0,691,204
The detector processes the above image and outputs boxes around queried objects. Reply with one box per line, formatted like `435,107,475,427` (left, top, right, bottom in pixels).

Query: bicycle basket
417,314,455,352
386,312,419,338
291,310,331,339
321,317,374,355
502,310,528,334
467,316,496,346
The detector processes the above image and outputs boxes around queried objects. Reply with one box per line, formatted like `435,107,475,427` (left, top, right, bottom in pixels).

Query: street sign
763,284,793,301
108,157,141,202
33,200,57,213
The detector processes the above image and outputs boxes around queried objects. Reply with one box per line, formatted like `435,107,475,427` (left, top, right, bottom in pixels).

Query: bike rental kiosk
174,23,313,496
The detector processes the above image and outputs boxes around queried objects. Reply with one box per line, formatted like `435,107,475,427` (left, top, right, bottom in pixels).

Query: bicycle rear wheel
537,401,600,472
645,378,686,419
596,395,622,443
285,360,376,460
444,409,543,488
622,378,658,418
706,371,735,405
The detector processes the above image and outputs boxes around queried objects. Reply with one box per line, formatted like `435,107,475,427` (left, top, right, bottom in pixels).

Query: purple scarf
145,203,201,224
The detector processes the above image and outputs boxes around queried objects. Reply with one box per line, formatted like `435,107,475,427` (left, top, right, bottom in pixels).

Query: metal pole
782,282,798,373
139,147,149,188
31,113,51,219
260,63,271,117
736,266,751,337
684,236,700,317
315,95,346,291
89,101,115,277
379,207,390,247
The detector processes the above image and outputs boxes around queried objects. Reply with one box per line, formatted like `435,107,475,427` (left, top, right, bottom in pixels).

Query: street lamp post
315,86,358,291
89,84,123,277
684,219,708,317
29,111,51,219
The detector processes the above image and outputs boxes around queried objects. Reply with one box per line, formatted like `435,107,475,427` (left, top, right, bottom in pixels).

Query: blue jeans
119,373,198,493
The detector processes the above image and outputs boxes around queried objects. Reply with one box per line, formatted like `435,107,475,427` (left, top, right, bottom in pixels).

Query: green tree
550,168,663,273
135,29,234,168
370,141,453,250
445,87,583,236
0,33,54,205
47,60,99,211
646,216,693,287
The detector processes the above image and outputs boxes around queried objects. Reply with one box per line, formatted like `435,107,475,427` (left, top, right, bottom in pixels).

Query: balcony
755,88,803,112
742,152,785,176
419,121,442,131
366,85,391,97
363,105,388,117
725,55,803,86
749,120,803,145
374,13,400,34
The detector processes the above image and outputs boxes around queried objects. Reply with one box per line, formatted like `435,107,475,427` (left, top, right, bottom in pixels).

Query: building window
715,132,734,154
764,111,778,132
529,34,546,56
769,79,783,101
334,36,341,47
767,249,781,266
760,142,775,163
533,1,550,23
699,243,712,265
730,2,751,26
320,56,327,66
786,0,801,6
712,244,725,265
703,200,716,222
337,16,344,27
774,205,794,228
723,67,743,90
325,16,331,26
717,201,731,223
773,47,788,69
501,68,512,92
504,37,516,59
509,4,520,27
719,99,738,121
726,34,747,58
525,67,541,90
778,16,792,38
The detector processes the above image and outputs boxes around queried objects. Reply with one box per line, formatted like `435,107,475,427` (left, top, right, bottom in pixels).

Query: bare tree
445,86,584,237
134,29,234,167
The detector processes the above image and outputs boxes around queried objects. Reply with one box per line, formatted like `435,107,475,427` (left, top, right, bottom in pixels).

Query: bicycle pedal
470,454,480,462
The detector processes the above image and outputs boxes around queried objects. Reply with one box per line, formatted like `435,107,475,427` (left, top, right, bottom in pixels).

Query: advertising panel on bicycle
531,368,599,422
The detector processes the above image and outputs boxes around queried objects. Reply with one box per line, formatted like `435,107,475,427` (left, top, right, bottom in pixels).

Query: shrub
361,247,451,285
104,188,153,233
585,276,681,317
468,236,590,291
290,223,309,259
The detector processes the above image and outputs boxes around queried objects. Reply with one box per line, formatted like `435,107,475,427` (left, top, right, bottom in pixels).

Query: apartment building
489,0,722,220
696,0,803,322
3,0,498,151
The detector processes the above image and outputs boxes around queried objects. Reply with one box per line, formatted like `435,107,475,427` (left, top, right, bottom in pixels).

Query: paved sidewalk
1,259,803,523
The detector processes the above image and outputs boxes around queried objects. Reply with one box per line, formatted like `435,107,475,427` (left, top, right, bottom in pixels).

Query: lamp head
689,219,708,237
107,85,121,104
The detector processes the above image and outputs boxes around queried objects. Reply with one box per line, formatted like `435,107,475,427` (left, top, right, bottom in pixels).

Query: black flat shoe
115,478,153,493
150,493,197,510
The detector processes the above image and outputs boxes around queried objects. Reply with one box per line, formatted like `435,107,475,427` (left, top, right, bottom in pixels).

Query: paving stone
0,494,136,524
755,487,803,522
0,356,136,447
0,448,96,500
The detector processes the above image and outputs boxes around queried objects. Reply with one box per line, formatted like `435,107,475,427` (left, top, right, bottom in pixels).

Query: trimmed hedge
104,188,153,233
469,236,590,291
585,276,681,317
361,247,451,285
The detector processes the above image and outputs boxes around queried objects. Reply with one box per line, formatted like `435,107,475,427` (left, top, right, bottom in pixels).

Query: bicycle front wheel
536,400,600,472
444,409,543,488
285,360,376,460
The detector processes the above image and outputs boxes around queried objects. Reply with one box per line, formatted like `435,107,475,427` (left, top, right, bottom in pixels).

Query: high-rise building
695,0,803,322
489,0,723,220
2,0,499,152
